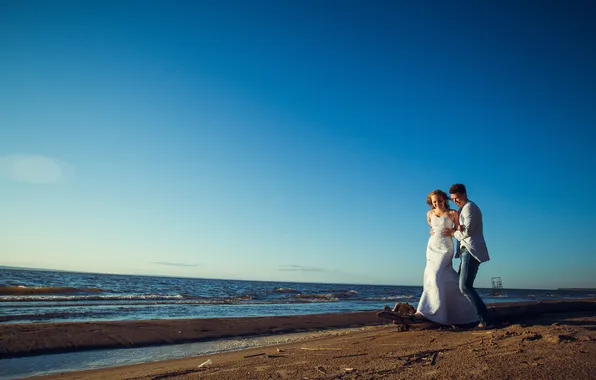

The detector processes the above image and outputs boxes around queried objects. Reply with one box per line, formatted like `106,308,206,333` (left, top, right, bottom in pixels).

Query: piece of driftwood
376,310,441,330
430,352,439,365
332,353,368,359
244,352,266,358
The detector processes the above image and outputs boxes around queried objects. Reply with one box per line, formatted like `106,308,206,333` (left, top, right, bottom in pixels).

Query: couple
387,184,491,329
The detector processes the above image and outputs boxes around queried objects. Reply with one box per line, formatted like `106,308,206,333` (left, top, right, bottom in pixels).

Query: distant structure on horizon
491,277,503,296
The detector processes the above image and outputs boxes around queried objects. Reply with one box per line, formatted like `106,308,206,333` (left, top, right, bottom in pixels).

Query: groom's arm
453,203,476,241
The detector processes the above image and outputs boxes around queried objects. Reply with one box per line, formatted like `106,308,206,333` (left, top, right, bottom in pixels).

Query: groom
442,184,492,328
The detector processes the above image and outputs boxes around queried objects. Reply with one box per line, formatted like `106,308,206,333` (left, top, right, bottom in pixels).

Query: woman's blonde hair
426,189,451,209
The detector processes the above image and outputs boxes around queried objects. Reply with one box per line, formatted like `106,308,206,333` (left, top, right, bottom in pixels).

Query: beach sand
5,299,596,379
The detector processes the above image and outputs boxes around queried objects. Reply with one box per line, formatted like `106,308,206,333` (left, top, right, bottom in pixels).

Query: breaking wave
275,287,300,293
293,293,339,302
0,285,104,296
0,294,185,302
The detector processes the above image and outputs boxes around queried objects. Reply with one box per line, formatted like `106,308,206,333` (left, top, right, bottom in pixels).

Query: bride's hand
442,228,455,237
430,229,435,236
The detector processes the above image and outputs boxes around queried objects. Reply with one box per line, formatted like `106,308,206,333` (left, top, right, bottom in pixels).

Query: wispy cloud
0,154,74,184
149,261,202,267
279,264,327,272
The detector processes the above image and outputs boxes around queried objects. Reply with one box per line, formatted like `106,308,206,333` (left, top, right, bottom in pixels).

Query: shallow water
0,326,377,380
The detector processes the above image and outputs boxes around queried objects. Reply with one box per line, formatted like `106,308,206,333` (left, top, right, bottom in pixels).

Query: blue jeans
458,247,490,324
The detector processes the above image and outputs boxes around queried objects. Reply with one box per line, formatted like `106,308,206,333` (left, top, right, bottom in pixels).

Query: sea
2,267,595,324
2,267,595,379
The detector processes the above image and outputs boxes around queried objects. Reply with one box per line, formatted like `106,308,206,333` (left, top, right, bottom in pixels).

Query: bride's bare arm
427,210,435,235
449,210,461,231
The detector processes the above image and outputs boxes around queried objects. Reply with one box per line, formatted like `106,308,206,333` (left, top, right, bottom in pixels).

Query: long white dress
416,214,478,325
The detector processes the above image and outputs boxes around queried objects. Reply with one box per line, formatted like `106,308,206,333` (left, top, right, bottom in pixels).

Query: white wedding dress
416,214,479,325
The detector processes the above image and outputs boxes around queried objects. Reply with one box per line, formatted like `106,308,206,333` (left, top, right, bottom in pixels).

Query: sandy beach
4,299,596,379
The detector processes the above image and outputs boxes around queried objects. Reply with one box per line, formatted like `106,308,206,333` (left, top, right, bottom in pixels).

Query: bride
414,189,478,325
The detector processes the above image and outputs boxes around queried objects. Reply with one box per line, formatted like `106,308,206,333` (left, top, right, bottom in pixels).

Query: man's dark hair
449,183,467,195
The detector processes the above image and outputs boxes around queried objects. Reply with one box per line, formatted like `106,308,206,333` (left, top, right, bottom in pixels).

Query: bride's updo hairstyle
426,190,451,209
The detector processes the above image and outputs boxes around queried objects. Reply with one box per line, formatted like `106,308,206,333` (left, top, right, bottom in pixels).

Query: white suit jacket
454,200,490,263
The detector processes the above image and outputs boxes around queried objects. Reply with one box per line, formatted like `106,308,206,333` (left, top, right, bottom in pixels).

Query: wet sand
0,311,386,358
3,299,595,379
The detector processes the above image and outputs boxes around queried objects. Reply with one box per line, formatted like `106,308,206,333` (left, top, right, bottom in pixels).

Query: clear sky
1,0,595,289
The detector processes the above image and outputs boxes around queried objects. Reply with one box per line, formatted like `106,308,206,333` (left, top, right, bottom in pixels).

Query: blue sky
1,0,595,289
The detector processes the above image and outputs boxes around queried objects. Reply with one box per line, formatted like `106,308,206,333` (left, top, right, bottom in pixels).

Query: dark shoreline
1,298,595,359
